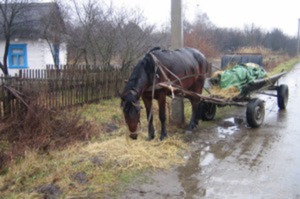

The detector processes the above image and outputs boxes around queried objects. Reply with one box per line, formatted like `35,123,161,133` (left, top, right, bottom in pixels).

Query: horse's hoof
147,136,154,141
185,130,192,134
159,135,167,141
130,134,138,140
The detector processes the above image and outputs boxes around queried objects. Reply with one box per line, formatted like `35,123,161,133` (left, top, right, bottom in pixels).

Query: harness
146,52,184,122
147,52,207,123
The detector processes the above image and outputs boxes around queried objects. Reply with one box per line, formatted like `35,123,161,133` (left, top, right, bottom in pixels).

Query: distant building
0,2,67,76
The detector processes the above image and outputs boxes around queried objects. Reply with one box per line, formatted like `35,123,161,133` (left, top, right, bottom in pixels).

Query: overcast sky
106,0,300,37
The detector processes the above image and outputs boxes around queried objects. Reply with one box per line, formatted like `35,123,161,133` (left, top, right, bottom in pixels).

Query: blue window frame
52,44,60,66
8,44,28,68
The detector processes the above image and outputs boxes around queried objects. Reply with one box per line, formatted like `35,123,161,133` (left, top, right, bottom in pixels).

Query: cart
159,71,288,128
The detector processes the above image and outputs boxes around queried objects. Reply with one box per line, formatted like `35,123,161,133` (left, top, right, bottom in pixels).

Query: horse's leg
142,96,155,140
186,76,205,133
157,93,167,140
186,97,200,133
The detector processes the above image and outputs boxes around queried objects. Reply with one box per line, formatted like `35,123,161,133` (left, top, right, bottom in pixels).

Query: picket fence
0,65,132,119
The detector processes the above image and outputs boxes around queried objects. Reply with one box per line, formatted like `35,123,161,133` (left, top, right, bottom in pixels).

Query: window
53,44,60,66
8,44,28,68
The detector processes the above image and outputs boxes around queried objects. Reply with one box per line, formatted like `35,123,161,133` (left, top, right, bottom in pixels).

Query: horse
120,47,209,141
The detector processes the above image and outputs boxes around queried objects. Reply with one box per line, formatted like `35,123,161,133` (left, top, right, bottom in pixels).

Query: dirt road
121,63,300,199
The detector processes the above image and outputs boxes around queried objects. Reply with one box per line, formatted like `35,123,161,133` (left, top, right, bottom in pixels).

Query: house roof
0,2,64,39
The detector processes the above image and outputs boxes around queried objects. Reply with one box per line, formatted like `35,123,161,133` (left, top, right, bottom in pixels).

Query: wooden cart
159,71,288,127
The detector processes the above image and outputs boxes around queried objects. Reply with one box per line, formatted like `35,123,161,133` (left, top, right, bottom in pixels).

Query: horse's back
151,47,207,75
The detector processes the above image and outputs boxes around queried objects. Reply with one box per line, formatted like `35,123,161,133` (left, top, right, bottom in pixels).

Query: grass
0,97,189,199
0,131,188,198
267,55,300,76
1,54,299,198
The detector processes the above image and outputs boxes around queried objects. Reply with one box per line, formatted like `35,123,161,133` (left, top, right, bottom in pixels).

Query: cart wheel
199,102,216,121
277,84,289,109
246,98,265,128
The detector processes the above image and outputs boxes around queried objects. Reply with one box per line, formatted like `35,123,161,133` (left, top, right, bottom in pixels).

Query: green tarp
220,64,267,90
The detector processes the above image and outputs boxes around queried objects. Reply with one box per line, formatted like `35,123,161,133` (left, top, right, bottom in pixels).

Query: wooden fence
0,65,132,119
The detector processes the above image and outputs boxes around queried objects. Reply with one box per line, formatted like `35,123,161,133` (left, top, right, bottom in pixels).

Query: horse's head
120,90,142,139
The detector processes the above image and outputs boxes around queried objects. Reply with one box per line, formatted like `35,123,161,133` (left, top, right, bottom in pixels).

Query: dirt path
120,63,300,199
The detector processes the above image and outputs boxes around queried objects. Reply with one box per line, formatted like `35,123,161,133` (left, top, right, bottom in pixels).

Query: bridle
127,131,138,138
122,89,141,138
122,89,138,97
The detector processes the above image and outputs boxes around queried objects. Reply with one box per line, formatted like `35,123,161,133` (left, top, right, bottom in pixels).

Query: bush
0,87,94,171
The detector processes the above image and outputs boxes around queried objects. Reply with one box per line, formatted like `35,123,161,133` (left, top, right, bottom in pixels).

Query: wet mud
121,63,300,199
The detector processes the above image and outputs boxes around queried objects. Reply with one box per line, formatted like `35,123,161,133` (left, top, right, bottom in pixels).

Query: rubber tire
199,102,216,121
246,98,265,128
277,84,289,109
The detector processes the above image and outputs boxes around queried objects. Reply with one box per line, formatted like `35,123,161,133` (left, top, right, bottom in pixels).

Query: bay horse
120,47,208,140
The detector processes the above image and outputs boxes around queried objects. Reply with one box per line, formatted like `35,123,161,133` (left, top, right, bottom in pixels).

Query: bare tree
116,10,155,69
243,24,264,47
66,0,103,66
184,14,218,58
39,1,66,68
0,0,29,76
92,4,118,68
264,28,287,51
66,0,156,69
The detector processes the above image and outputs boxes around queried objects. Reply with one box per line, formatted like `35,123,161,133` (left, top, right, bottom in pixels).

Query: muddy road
121,63,300,199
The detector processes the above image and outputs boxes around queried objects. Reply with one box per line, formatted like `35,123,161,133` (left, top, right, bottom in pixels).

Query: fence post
3,77,12,117
84,72,88,103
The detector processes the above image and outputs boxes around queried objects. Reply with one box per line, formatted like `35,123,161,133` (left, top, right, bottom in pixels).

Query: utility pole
171,0,184,124
297,18,300,55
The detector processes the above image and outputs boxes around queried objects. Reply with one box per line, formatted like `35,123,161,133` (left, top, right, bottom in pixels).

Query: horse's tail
205,60,212,77
194,51,209,77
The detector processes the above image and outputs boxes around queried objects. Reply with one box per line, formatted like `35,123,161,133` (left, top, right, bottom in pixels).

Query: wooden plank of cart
159,71,288,128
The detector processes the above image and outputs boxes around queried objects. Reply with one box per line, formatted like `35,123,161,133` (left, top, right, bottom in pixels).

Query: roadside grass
1,55,299,198
267,55,300,76
0,130,188,198
0,97,189,198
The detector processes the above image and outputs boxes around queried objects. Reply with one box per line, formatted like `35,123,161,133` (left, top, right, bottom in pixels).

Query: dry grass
0,130,188,198
234,46,293,72
209,85,241,99
84,135,187,170
209,70,241,99
0,97,189,198
235,46,273,57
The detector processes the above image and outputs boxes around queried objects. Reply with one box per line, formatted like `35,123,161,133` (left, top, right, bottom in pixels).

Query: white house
0,2,67,77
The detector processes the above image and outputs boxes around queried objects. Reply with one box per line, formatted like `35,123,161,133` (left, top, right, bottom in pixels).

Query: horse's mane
122,52,156,96
148,47,161,53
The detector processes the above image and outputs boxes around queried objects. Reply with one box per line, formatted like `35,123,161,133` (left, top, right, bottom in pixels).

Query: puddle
199,146,215,167
199,153,215,167
217,117,240,138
